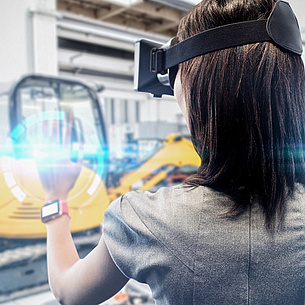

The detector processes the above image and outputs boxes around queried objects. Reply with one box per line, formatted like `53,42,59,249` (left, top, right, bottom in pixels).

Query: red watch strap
61,201,69,215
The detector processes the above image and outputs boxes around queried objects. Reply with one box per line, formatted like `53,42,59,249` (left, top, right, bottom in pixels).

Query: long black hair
177,0,305,231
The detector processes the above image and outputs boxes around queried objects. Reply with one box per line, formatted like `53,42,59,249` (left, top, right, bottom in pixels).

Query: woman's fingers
35,109,83,197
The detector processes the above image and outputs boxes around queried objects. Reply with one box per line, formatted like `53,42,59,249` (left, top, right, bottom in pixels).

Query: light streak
11,186,26,202
4,171,16,188
87,174,102,196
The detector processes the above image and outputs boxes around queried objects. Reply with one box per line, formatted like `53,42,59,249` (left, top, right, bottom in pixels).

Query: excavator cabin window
8,75,108,179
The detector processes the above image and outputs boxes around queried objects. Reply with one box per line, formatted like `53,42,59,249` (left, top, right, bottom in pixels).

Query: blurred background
0,0,304,304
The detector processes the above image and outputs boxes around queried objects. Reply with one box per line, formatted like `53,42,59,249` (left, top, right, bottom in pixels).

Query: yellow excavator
108,134,200,201
0,74,200,301
0,74,200,239
0,74,110,239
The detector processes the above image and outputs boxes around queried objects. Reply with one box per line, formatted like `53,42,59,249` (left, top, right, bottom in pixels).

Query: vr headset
134,0,303,98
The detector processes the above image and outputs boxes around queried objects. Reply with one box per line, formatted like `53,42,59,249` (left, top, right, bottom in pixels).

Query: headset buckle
150,48,166,74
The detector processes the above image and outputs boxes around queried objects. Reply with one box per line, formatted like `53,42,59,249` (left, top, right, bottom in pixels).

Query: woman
39,0,305,304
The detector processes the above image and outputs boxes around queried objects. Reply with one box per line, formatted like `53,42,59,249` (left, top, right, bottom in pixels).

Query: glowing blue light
9,110,106,179
11,124,26,141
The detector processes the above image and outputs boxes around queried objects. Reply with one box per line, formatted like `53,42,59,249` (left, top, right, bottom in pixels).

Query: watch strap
61,201,69,215
41,200,70,223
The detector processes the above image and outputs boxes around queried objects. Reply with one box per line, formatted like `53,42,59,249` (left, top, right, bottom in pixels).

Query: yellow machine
0,74,200,239
0,74,110,238
108,134,200,200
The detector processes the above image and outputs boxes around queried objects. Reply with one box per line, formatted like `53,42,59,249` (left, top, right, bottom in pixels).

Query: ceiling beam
57,0,184,36
57,1,97,19
104,14,150,31
96,5,127,20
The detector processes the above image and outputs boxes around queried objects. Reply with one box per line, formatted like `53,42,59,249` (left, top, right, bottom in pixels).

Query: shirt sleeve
102,193,159,283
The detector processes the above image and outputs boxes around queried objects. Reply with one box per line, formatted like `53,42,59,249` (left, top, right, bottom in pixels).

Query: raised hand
35,110,82,202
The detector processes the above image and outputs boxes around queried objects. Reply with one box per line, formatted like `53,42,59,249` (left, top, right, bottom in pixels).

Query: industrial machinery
0,74,109,239
108,134,200,201
0,74,200,302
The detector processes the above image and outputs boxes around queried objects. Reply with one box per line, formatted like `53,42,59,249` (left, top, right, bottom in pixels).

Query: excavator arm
108,134,200,200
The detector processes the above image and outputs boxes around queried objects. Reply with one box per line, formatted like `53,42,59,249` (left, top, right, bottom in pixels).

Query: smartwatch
41,200,70,223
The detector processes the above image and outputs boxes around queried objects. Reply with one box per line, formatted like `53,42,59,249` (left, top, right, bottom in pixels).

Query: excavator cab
0,74,110,238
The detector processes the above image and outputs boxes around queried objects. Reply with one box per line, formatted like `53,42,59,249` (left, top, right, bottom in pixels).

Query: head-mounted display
134,0,303,98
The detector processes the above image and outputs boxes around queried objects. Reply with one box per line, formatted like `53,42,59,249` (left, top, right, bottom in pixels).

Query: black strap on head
151,0,303,74
165,20,271,70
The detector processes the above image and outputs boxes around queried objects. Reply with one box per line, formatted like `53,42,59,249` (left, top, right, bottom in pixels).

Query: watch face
41,201,59,219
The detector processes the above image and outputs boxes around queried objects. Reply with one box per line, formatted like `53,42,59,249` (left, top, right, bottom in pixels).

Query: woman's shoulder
123,184,234,218
124,184,222,206
121,184,231,241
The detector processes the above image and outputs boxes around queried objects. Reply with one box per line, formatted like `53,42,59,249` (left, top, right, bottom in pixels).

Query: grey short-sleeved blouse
103,184,305,305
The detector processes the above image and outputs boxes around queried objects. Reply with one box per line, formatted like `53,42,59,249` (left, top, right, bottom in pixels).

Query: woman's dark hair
177,0,305,231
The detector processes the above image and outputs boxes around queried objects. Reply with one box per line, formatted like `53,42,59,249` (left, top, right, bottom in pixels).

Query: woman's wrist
45,214,71,226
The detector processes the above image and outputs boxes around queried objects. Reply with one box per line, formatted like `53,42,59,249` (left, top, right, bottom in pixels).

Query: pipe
57,22,137,44
28,8,63,19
